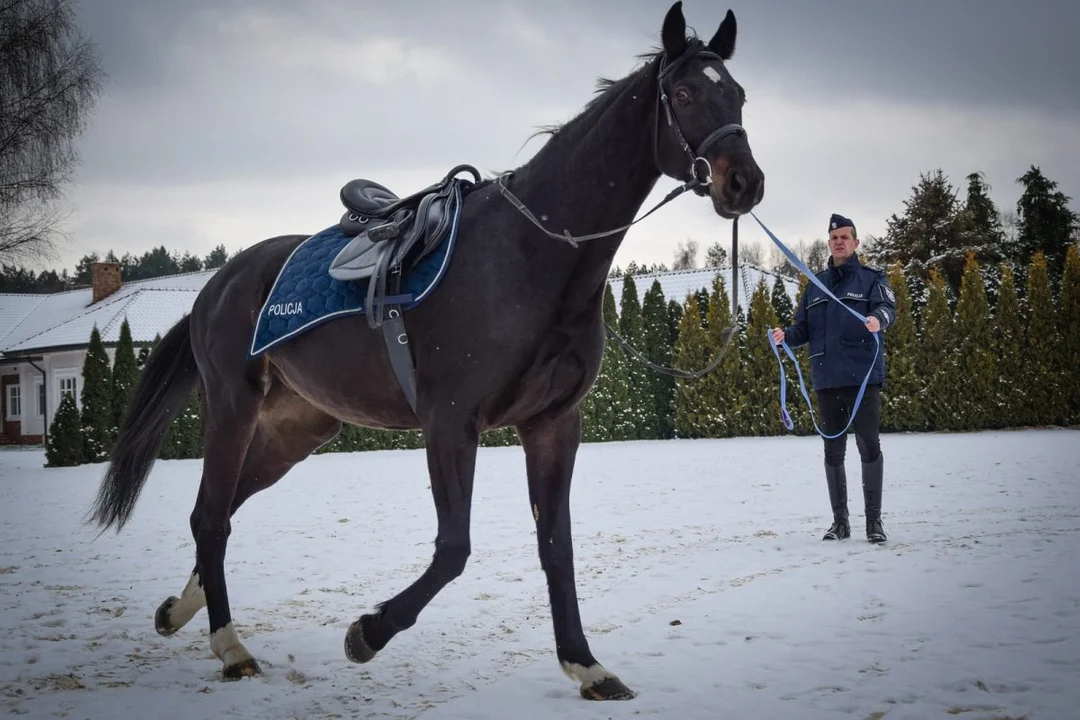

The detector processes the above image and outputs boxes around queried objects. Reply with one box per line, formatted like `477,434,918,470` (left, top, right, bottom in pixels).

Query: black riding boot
863,454,886,543
823,463,850,540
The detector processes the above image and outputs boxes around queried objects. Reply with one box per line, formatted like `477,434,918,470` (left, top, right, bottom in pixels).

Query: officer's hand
865,316,881,333
770,327,785,344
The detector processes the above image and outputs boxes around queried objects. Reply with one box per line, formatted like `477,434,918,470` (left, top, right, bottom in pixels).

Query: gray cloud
53,0,1079,273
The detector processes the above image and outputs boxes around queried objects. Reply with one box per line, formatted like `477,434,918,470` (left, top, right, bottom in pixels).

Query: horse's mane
523,46,667,147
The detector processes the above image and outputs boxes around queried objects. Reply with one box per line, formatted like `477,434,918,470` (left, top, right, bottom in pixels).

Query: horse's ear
708,9,737,60
662,1,688,60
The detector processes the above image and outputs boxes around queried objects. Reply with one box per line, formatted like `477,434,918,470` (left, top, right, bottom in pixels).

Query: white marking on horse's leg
168,571,207,630
209,622,256,671
561,660,617,688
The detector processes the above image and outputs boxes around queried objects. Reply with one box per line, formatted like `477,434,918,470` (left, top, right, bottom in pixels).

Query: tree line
43,245,1080,466
0,244,238,294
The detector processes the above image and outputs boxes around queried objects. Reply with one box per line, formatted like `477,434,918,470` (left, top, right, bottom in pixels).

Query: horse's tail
88,314,200,533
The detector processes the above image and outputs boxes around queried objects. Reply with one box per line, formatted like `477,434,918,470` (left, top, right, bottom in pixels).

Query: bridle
494,40,749,380
654,40,748,198
495,39,747,247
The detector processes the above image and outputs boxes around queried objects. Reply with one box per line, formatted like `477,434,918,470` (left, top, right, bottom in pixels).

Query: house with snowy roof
607,263,800,314
0,263,216,445
0,260,799,446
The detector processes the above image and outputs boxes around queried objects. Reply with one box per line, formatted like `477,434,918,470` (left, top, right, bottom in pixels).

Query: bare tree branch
0,0,104,263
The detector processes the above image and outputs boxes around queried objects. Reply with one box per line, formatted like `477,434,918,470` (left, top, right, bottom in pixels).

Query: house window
57,373,78,407
5,384,19,419
36,380,45,417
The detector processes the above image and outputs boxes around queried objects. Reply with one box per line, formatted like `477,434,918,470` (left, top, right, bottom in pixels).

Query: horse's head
653,2,764,219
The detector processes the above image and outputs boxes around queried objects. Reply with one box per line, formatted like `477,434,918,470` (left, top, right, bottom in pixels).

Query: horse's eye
675,88,691,105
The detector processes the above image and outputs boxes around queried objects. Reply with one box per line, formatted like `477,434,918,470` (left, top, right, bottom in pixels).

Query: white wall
1,348,122,438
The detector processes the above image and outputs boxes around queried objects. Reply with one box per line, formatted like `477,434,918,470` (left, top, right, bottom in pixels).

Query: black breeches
816,385,881,466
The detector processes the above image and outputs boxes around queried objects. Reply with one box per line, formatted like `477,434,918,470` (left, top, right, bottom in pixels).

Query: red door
1,375,20,444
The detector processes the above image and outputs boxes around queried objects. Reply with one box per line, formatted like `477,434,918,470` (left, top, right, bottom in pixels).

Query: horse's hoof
154,596,180,637
222,657,262,680
345,617,377,663
580,676,636,701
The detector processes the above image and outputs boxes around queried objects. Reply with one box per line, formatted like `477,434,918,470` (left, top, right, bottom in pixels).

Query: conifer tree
80,326,113,462
641,280,675,439
579,285,632,442
918,268,957,430
738,278,782,435
993,263,1024,428
697,273,744,437
952,254,997,430
693,288,710,326
865,170,972,293
110,318,139,442
160,388,204,459
879,262,922,431
1021,250,1063,425
45,394,83,467
1015,166,1080,279
1059,245,1080,422
672,294,712,438
618,274,649,439
770,275,794,326
667,299,683,345
959,172,1007,307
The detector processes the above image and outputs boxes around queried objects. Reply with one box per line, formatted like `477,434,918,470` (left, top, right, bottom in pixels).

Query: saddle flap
328,232,393,282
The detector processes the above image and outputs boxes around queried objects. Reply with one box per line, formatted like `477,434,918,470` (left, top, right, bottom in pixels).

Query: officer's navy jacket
782,252,897,391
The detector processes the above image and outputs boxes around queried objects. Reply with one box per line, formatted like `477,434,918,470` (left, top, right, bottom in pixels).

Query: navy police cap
828,213,856,235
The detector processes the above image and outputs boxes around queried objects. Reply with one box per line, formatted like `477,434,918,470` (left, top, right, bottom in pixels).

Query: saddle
327,164,481,415
329,164,481,330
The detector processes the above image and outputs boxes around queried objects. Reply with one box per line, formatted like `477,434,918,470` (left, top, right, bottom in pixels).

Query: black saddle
329,164,481,326
327,164,481,416
328,164,486,416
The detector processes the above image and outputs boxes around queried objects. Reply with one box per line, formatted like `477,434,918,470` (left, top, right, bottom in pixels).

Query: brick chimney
91,262,122,303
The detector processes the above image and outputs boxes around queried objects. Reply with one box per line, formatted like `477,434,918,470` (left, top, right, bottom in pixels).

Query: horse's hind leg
156,370,340,679
155,566,205,637
518,408,634,701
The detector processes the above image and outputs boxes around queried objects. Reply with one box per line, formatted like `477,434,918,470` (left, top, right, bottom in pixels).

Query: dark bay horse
89,1,764,701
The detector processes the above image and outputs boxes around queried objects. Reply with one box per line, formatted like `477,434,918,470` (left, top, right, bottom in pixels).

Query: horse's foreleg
518,408,635,701
345,417,478,663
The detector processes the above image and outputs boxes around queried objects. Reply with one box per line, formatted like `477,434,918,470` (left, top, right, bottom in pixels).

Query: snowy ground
0,428,1077,720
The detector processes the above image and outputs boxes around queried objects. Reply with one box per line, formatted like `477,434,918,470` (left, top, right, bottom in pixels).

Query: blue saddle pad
249,190,462,357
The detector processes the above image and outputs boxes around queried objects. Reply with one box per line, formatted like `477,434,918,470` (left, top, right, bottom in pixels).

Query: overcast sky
53,0,1080,275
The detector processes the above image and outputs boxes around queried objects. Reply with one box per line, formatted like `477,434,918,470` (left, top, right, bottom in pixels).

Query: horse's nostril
727,170,746,196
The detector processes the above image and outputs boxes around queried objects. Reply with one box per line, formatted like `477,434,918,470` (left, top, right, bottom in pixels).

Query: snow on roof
0,295,45,346
0,270,217,355
608,264,800,314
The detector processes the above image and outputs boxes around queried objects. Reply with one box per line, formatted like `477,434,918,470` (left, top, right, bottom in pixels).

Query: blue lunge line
748,211,881,439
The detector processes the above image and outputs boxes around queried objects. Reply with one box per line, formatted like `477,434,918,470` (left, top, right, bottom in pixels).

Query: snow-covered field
1,428,1077,719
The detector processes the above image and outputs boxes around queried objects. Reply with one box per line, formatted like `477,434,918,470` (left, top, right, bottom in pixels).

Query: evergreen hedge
43,243,1079,467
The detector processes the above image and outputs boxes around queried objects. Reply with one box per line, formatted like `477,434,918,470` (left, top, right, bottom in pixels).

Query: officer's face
828,227,858,264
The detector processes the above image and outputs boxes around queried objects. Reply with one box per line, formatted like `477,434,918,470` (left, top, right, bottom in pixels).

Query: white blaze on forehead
703,67,722,84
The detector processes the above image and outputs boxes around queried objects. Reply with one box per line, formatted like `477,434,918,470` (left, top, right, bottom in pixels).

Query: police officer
770,213,896,544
